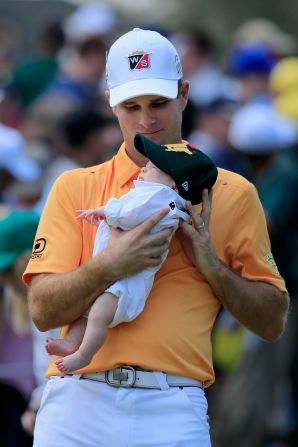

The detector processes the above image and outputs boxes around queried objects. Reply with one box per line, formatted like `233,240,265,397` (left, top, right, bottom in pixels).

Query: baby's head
138,160,177,190
134,134,218,205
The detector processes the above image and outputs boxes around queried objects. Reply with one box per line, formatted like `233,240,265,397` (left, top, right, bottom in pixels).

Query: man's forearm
180,193,289,341
28,208,172,331
29,252,117,331
201,249,289,341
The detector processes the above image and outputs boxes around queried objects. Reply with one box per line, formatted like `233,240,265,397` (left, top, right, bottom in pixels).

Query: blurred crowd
0,3,297,446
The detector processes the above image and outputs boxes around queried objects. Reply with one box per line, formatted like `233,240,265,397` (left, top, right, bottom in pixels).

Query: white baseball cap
228,103,297,153
63,3,118,41
106,28,183,107
0,124,41,182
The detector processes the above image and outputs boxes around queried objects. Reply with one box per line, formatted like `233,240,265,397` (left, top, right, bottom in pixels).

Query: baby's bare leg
46,317,87,356
55,293,118,373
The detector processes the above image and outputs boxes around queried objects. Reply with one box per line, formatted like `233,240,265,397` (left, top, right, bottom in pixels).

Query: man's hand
178,189,217,274
29,208,172,331
178,188,289,342
99,208,172,278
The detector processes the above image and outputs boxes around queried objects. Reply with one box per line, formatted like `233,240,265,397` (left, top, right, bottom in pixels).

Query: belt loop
153,371,170,390
73,374,81,380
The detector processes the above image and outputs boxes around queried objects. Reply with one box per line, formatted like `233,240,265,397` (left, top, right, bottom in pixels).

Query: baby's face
138,161,176,188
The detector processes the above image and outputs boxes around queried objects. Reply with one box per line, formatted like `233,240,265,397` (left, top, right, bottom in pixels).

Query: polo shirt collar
114,142,141,187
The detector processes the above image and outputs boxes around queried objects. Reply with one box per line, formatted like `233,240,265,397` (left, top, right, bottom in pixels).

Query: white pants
33,375,211,446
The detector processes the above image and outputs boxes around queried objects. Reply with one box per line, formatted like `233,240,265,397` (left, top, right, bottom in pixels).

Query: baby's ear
172,183,179,193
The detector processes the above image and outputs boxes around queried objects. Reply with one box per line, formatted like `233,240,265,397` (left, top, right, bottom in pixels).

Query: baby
46,133,218,373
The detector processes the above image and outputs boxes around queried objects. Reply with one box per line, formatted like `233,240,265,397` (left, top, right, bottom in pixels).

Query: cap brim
134,133,162,157
134,133,218,205
134,133,171,173
109,78,179,106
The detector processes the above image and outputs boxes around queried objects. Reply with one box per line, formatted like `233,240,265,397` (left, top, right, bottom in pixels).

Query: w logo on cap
128,52,150,70
182,181,189,191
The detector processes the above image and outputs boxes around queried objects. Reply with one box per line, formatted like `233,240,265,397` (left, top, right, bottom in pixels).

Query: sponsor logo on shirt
31,238,46,259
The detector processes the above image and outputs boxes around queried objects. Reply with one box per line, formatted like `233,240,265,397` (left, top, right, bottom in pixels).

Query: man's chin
142,132,165,144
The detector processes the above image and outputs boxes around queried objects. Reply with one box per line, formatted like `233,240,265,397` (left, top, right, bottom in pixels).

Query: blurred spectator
0,18,22,128
275,90,298,125
233,18,297,58
0,208,40,446
6,18,65,111
63,2,118,44
188,97,249,174
209,103,298,447
0,207,59,441
34,108,122,214
227,43,278,104
270,64,298,445
0,123,42,205
0,18,21,85
269,57,298,97
228,102,297,155
21,35,108,148
36,35,106,108
171,30,238,107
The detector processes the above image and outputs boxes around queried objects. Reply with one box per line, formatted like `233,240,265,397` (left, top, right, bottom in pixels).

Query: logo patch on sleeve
128,52,150,70
264,252,281,276
31,238,47,259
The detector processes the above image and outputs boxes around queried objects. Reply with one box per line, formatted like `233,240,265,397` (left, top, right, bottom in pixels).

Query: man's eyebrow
121,96,168,106
121,100,138,106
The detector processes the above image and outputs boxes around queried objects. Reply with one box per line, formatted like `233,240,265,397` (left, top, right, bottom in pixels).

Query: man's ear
179,81,189,112
104,90,110,101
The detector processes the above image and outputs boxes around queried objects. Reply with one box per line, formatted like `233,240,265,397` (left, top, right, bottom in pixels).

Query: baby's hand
76,208,105,226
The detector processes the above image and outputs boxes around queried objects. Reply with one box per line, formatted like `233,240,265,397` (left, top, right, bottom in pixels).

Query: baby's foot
45,338,77,357
55,351,92,373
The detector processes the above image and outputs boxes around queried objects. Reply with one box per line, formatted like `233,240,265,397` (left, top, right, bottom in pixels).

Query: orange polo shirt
24,143,286,387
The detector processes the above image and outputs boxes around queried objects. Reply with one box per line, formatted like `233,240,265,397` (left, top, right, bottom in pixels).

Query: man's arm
29,209,171,331
179,190,289,342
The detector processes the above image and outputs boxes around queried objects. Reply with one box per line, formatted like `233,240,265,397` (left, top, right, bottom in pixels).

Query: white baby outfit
93,180,189,326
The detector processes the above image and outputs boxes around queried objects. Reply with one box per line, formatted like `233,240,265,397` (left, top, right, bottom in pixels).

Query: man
23,28,289,447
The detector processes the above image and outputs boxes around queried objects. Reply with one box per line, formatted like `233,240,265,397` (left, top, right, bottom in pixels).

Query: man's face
110,81,189,157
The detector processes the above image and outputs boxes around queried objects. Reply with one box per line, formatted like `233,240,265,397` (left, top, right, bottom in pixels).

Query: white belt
63,366,203,389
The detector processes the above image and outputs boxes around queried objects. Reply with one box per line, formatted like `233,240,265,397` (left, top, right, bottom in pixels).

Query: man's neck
125,144,148,167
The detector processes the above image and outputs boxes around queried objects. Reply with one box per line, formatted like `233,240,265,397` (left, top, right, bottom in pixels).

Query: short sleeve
227,183,287,292
23,172,85,284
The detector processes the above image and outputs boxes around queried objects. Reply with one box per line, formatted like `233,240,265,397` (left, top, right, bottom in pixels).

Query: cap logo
165,144,194,155
181,181,189,191
128,52,150,70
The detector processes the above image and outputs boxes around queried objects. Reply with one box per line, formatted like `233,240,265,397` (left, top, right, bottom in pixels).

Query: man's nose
139,110,156,128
